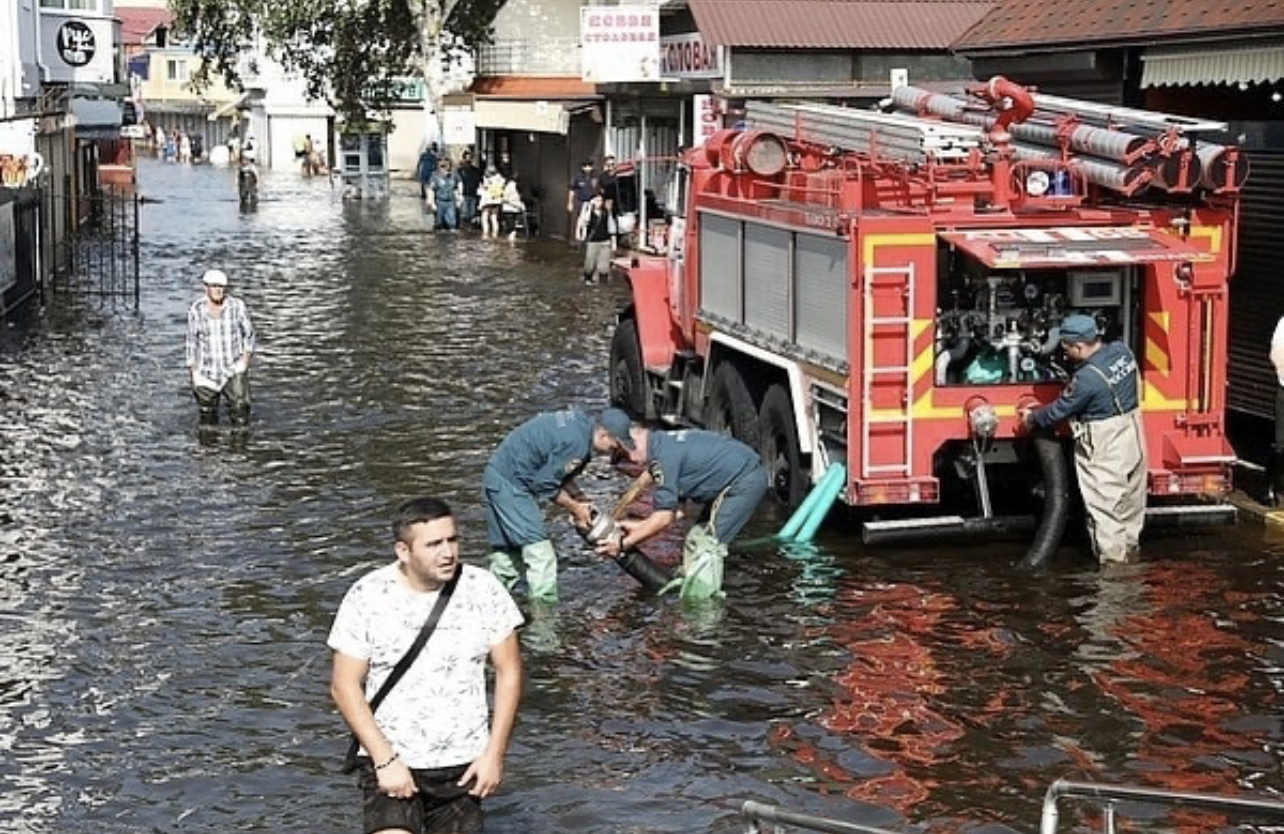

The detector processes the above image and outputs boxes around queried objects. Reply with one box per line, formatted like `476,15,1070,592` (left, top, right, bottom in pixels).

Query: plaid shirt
186,296,255,389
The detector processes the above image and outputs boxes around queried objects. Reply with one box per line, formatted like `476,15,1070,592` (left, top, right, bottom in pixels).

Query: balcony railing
477,37,580,77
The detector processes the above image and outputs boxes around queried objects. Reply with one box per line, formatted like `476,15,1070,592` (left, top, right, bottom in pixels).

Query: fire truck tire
758,384,805,507
1020,434,1071,569
609,318,648,417
707,362,759,447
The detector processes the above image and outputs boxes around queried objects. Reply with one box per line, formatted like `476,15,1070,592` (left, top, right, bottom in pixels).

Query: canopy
939,226,1213,269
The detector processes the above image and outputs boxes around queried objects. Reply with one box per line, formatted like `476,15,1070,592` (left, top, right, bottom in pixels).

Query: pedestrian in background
416,143,438,201
479,166,505,239
576,189,617,284
1020,314,1146,563
484,408,632,599
566,160,596,242
329,496,523,834
501,171,526,241
593,415,769,599
1264,313,1284,506
185,269,255,426
457,151,482,229
598,154,620,216
427,158,463,231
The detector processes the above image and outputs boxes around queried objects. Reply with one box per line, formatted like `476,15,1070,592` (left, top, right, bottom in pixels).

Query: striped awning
1141,43,1284,88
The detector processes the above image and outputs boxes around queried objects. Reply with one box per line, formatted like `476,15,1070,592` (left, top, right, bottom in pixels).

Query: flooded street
1,157,1281,834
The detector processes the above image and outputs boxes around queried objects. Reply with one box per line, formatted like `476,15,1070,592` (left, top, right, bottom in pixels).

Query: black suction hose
579,512,675,593
614,548,675,592
1020,433,1070,569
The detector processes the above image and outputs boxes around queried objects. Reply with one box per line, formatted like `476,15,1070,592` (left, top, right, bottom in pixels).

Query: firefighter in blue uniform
484,408,630,599
594,415,769,599
1020,314,1147,564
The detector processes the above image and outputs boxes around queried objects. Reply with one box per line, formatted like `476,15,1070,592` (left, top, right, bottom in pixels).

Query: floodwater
1,157,1281,834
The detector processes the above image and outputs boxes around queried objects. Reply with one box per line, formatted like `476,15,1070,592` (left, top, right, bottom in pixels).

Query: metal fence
43,184,141,304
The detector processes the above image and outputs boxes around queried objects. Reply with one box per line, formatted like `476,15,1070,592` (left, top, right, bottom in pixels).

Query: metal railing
740,801,904,834
1039,779,1284,834
476,37,580,76
741,781,1284,834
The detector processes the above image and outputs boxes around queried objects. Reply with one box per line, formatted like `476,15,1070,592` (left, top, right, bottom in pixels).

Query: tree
170,0,505,133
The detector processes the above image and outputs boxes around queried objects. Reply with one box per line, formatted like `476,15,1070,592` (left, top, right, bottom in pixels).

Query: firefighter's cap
202,269,229,287
599,408,636,450
1060,315,1098,343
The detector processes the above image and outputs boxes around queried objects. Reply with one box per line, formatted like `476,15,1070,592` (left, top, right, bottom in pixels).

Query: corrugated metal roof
955,0,1284,52
687,0,997,49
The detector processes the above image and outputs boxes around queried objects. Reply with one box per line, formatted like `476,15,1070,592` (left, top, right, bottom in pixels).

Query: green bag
678,523,727,600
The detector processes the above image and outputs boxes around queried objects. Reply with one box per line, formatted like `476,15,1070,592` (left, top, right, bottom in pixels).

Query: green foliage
169,0,504,123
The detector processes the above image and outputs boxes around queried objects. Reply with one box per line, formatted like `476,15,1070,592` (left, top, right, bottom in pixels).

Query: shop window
40,0,101,10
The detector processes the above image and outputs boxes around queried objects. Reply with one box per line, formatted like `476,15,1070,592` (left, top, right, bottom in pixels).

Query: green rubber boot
521,539,560,601
489,549,522,590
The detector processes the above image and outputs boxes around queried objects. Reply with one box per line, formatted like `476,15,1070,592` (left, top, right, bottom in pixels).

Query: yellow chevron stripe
1145,310,1171,375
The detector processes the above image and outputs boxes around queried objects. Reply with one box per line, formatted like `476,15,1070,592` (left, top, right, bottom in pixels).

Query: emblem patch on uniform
648,461,664,486
564,458,584,475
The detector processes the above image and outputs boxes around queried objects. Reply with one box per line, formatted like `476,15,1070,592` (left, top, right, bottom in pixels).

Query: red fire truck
607,78,1247,564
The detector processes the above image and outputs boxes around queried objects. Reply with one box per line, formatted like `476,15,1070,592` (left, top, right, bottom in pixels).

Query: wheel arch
704,332,816,458
623,259,685,373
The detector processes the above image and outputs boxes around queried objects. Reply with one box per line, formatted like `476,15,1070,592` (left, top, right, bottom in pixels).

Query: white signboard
40,16,115,84
693,95,722,146
442,105,477,146
660,33,723,80
581,6,660,83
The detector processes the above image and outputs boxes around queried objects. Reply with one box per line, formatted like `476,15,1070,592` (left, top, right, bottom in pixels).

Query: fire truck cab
608,78,1246,563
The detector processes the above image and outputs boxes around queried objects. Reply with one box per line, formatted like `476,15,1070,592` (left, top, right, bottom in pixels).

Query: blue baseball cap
1059,314,1099,343
599,408,635,450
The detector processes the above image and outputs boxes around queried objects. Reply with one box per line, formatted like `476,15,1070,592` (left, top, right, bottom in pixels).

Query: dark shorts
358,761,482,834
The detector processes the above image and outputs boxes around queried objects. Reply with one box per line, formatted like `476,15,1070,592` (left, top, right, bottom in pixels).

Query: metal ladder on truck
860,263,916,485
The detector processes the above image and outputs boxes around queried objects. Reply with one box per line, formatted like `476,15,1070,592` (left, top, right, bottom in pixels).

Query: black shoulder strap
367,568,461,714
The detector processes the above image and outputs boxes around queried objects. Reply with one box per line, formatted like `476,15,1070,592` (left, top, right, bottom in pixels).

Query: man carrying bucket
593,414,768,599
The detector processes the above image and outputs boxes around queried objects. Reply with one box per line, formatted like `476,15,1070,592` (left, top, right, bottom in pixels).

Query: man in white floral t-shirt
329,496,524,833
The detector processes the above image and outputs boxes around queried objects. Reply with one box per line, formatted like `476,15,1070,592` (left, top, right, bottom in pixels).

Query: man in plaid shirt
186,269,256,426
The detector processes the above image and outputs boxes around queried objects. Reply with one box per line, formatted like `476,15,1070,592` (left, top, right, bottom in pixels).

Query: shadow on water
1,157,1281,834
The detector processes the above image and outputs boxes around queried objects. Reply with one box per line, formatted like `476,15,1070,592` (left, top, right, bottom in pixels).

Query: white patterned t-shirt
328,563,523,768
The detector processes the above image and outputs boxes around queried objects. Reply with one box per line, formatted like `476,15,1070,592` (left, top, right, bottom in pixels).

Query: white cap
202,269,229,286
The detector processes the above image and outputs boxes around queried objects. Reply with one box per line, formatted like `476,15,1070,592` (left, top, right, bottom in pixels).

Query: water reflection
0,158,1281,834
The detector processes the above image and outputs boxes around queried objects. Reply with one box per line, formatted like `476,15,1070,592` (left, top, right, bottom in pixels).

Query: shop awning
1141,43,1284,88
939,226,1214,269
472,99,597,135
69,97,123,139
209,93,249,122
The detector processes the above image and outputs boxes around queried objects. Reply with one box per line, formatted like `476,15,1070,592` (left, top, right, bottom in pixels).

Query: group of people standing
418,146,527,239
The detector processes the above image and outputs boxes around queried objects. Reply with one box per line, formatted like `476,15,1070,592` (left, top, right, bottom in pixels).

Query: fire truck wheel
609,318,648,417
707,362,759,448
758,384,805,507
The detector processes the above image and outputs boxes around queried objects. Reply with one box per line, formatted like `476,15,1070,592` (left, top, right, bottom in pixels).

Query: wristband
375,753,399,771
